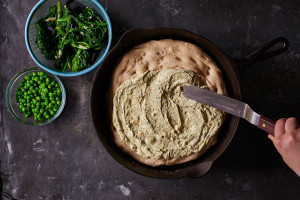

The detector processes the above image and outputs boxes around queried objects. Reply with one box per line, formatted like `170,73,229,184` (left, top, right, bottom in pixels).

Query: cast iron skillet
90,28,288,178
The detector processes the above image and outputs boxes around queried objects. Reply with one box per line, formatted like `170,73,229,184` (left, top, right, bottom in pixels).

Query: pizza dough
110,39,227,166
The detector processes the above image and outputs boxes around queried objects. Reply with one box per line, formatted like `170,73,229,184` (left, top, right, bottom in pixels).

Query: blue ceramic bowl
25,0,112,76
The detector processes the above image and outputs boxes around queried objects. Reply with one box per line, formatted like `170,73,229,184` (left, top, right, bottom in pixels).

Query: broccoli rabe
35,0,107,72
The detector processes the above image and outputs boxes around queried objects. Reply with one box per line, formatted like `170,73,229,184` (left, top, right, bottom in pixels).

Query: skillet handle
233,37,289,72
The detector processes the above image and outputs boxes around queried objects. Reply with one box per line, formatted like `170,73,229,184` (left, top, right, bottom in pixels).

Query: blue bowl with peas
6,67,66,126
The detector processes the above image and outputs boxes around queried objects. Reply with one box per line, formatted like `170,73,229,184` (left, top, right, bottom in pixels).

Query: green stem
56,26,65,36
56,1,65,35
57,1,63,20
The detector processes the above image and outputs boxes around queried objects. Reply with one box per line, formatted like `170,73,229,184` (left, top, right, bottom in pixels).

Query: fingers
269,118,299,148
275,118,286,137
273,117,300,150
285,117,299,132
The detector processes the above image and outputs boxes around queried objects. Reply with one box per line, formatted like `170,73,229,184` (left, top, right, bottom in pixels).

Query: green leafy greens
35,0,107,72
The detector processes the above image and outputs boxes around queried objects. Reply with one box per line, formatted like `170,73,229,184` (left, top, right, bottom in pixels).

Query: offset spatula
183,86,275,136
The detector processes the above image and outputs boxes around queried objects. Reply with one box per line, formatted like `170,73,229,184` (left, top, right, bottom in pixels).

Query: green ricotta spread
112,68,224,160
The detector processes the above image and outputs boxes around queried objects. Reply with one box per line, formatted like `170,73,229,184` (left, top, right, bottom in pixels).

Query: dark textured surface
1,0,300,199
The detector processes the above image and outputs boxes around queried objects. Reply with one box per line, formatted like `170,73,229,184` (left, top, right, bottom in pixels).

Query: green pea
15,72,61,121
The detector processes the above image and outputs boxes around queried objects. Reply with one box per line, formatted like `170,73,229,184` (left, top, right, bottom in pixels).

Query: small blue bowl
25,0,112,77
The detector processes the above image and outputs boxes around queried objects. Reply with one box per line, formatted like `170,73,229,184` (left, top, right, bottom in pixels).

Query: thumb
268,134,275,143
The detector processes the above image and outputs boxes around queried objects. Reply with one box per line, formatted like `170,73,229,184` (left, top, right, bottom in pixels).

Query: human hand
268,117,300,177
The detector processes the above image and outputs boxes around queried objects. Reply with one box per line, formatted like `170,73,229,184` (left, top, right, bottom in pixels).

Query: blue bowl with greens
25,0,112,77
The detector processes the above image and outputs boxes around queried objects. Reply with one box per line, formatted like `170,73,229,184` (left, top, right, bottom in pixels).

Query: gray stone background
1,0,300,199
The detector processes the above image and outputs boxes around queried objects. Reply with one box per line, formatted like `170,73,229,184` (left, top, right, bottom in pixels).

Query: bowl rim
25,0,112,77
5,67,66,126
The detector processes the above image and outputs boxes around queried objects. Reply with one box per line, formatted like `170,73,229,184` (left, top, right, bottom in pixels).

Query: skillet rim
90,28,241,178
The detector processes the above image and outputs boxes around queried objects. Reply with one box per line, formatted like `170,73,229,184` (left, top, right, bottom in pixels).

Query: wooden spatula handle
258,116,275,136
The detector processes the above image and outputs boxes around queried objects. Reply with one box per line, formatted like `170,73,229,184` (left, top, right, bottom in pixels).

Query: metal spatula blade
182,86,275,135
